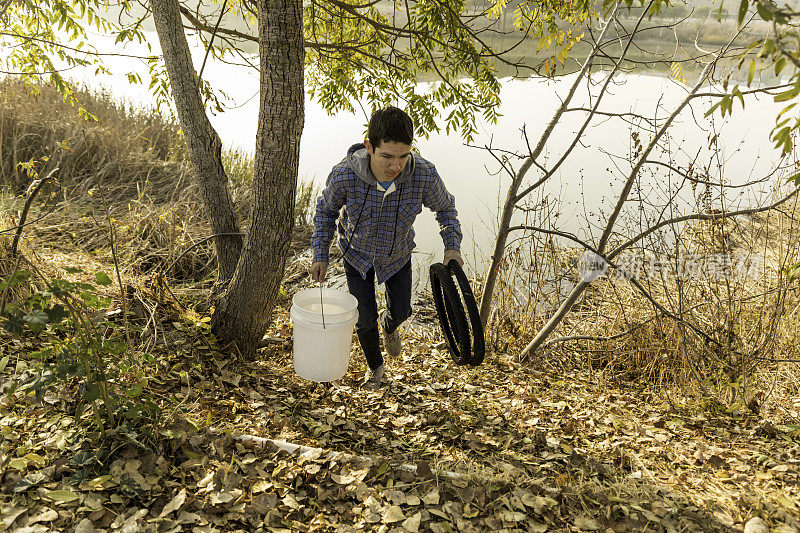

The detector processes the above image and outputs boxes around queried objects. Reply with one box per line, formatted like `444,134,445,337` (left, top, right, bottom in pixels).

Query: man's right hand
309,261,328,283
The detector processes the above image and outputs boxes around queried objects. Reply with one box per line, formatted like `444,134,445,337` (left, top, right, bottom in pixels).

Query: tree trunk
150,0,242,283
211,0,305,358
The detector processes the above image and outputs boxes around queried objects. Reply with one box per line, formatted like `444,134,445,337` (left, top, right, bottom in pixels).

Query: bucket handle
319,282,326,330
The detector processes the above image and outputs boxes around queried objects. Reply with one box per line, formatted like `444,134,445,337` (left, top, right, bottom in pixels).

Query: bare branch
478,5,621,325
514,4,661,204
0,31,160,60
643,159,774,189
607,187,800,261
11,168,58,257
506,225,599,254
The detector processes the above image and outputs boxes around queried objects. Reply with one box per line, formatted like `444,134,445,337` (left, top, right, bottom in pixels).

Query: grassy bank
0,79,315,289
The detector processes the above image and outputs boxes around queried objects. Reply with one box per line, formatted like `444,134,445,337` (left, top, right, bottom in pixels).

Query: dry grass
489,192,800,419
0,80,316,287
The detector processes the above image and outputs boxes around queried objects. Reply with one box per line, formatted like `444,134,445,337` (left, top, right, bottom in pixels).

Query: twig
96,189,132,350
160,232,245,278
0,254,23,318
11,168,57,257
197,0,228,84
0,200,60,236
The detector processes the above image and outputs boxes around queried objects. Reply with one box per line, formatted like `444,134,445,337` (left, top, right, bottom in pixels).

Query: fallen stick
235,434,500,483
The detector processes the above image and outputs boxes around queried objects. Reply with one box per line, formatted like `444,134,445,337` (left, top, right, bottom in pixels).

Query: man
310,106,463,390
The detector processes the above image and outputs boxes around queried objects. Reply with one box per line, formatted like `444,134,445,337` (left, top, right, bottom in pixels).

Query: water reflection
66,30,787,286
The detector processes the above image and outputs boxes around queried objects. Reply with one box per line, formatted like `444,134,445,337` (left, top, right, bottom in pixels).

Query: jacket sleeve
311,172,346,263
423,166,462,252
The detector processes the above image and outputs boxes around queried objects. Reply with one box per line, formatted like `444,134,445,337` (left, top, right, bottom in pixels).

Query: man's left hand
444,249,463,267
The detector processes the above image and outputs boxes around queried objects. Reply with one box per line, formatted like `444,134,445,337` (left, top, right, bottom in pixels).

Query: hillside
1,82,799,532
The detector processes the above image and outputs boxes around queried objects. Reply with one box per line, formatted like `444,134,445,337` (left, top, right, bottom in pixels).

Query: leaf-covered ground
2,270,800,532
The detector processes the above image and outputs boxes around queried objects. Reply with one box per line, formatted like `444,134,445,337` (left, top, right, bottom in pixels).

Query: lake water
65,30,791,289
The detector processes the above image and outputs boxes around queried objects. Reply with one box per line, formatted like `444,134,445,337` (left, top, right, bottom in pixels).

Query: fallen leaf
422,489,439,505
23,454,46,467
14,473,48,493
744,517,769,533
282,494,300,509
330,473,356,485
416,460,433,478
383,505,405,523
73,518,100,533
402,512,422,532
251,479,272,494
26,508,58,525
159,488,187,517
462,504,479,519
452,477,468,488
197,471,215,490
82,493,104,511
501,510,526,522
177,511,202,525
209,491,234,505
575,515,600,531
1,507,26,530
8,458,28,470
47,489,79,503
251,492,278,514
297,448,322,465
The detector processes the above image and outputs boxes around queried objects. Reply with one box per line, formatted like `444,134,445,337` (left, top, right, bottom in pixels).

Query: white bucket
290,287,358,382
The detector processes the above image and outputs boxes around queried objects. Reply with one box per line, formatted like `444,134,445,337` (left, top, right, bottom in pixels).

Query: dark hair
368,106,414,148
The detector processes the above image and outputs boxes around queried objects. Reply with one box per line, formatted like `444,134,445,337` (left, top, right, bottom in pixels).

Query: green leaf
46,304,69,324
704,101,722,117
72,450,99,467
2,313,25,335
737,0,749,25
756,1,773,21
64,267,82,274
733,86,745,108
0,355,8,372
95,272,112,286
8,457,28,470
775,57,787,77
0,270,30,291
774,87,799,102
747,60,756,86
125,384,143,399
777,103,797,121
47,489,79,503
25,453,46,466
23,309,49,326
83,382,101,402
14,472,48,492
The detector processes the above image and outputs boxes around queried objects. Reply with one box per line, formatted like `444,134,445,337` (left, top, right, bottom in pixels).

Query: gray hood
346,143,414,186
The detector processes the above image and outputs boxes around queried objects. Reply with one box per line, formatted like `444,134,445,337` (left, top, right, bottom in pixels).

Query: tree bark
150,0,242,283
211,0,305,358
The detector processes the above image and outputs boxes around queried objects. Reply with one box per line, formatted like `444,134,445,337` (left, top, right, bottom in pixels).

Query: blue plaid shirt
312,150,462,284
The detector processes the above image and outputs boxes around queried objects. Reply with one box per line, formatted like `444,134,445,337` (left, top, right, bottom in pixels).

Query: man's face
365,140,411,182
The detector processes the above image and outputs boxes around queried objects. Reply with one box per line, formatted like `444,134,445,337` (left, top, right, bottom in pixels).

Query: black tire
447,260,485,366
430,262,471,365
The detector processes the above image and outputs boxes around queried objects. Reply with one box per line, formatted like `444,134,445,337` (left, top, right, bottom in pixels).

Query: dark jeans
344,259,413,370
